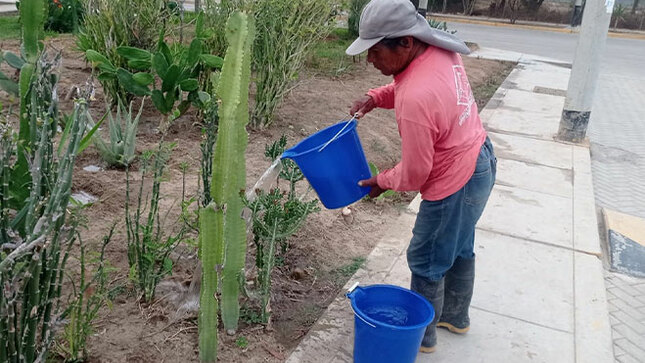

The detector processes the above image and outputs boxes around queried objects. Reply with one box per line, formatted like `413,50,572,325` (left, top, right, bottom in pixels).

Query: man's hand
350,95,376,119
358,176,387,199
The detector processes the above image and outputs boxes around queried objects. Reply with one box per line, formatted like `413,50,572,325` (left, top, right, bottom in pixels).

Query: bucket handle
317,114,358,153
346,282,377,328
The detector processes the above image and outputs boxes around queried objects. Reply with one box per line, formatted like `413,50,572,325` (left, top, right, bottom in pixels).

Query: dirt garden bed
0,33,513,362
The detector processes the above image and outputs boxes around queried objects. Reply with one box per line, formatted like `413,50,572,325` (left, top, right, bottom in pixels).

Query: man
346,0,497,353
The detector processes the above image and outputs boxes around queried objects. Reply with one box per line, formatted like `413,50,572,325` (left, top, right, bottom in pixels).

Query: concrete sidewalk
286,57,614,362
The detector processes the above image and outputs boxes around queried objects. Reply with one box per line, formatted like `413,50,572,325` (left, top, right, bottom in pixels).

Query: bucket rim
281,120,357,159
348,284,435,330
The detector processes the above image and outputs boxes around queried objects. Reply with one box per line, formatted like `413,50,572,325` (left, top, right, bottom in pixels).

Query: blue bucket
346,284,435,363
281,120,371,209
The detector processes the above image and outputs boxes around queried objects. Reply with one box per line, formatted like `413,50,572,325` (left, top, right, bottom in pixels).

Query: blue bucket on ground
346,284,435,363
281,120,371,209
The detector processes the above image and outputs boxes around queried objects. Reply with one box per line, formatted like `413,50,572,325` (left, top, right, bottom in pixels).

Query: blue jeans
407,137,496,281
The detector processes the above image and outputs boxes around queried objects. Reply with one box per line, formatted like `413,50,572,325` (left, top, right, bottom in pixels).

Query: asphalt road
447,22,645,78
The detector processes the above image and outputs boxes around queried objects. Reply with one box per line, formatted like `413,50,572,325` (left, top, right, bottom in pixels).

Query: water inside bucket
364,305,410,326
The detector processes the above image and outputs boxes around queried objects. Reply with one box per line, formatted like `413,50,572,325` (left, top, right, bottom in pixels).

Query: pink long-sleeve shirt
368,46,486,201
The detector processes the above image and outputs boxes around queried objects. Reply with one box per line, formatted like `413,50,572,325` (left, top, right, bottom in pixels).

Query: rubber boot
438,257,475,333
410,274,444,352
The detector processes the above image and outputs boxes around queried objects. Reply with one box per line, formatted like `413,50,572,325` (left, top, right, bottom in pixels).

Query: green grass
0,15,69,40
305,28,358,76
334,257,366,278
0,16,21,40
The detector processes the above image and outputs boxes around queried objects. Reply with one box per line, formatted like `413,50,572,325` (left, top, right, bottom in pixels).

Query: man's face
367,41,409,76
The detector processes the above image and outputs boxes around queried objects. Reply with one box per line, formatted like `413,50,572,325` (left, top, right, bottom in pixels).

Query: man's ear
399,36,414,48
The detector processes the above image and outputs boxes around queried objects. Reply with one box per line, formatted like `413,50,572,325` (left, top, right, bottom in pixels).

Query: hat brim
345,36,384,56
390,14,471,55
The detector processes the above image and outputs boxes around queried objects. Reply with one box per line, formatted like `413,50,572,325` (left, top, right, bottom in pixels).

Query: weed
235,336,249,349
240,307,264,325
334,257,366,279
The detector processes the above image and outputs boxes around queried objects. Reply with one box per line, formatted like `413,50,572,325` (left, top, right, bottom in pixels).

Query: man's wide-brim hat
346,0,471,56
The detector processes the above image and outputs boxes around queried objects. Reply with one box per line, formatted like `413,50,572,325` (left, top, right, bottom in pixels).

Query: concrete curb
430,13,645,40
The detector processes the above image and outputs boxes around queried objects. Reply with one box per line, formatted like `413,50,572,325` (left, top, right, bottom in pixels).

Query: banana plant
198,11,254,363
85,13,223,119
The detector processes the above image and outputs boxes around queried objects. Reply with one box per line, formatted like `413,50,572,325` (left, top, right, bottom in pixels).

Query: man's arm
376,118,435,192
367,82,395,109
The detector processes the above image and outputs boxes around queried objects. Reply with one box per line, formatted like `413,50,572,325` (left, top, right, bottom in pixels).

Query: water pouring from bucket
280,118,372,209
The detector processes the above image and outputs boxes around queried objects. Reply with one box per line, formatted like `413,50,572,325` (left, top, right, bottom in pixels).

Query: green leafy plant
199,11,254,362
92,98,143,167
46,0,83,33
85,16,223,126
57,225,114,362
235,336,249,349
613,4,628,28
77,0,172,102
348,0,369,37
244,137,319,323
125,143,186,303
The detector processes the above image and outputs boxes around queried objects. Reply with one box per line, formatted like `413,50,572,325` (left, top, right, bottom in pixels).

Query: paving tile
488,132,572,170
496,158,572,198
484,89,564,140
417,308,574,363
478,185,572,248
472,229,573,332
614,338,645,362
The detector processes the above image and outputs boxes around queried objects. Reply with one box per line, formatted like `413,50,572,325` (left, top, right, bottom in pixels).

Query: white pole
419,0,429,16
558,0,614,142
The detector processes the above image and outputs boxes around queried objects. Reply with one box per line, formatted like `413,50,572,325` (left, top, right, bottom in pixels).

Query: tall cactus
3,0,46,222
198,11,254,362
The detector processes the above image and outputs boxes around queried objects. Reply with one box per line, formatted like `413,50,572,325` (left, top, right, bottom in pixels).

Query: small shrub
348,0,369,37
125,143,186,303
235,336,249,349
77,0,172,103
85,15,223,126
45,0,83,33
245,136,320,323
251,0,338,128
57,226,115,362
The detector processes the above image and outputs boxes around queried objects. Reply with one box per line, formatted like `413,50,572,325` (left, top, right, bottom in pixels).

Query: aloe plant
92,98,144,167
199,11,254,362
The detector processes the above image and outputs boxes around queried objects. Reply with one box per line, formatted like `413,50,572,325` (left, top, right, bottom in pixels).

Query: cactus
92,98,144,167
1,88,91,363
199,11,254,362
1,0,46,219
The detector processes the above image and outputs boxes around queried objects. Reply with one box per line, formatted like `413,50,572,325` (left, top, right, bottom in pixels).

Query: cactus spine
198,11,254,362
